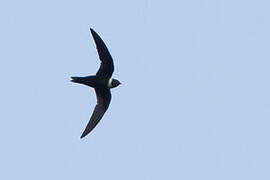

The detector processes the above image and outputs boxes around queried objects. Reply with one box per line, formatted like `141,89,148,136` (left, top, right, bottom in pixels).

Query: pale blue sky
1,0,270,179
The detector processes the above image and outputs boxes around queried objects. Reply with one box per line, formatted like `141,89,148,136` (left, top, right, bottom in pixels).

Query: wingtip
80,129,89,139
90,28,95,34
80,132,87,139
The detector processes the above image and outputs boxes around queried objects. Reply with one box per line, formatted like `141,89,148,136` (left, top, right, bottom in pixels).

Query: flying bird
71,28,121,139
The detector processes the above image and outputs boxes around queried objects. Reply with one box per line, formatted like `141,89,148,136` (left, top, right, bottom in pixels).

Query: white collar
108,78,113,88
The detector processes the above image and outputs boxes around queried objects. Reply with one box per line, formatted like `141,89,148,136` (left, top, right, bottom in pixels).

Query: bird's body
71,28,121,139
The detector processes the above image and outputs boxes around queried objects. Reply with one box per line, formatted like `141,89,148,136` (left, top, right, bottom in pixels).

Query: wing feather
90,28,114,78
80,88,111,138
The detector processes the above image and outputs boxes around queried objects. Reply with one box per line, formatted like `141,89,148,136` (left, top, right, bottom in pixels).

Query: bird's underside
71,28,119,139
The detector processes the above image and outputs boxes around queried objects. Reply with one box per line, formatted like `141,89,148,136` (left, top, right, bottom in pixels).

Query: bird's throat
108,78,113,88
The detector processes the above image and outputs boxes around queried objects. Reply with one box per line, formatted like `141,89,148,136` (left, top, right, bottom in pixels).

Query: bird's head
109,78,121,88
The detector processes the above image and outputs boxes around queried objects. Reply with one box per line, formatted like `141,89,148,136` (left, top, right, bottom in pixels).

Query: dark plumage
71,28,121,139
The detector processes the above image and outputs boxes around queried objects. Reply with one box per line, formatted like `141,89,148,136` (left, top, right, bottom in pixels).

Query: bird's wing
90,28,114,78
80,88,111,138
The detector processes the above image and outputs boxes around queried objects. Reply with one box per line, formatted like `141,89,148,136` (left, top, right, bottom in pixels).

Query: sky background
1,0,270,179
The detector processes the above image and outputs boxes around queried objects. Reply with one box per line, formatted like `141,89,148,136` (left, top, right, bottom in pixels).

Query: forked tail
70,76,84,84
